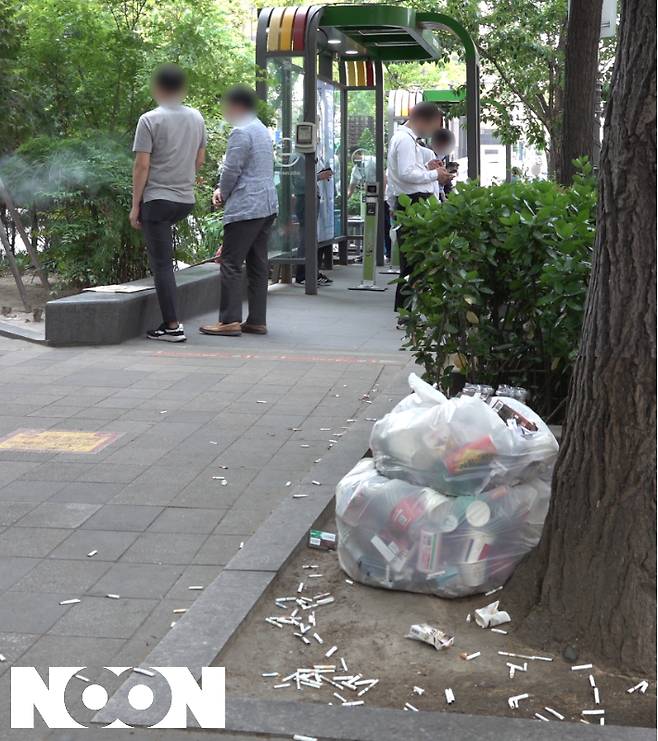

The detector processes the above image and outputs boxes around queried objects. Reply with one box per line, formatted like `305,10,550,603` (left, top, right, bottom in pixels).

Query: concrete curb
94,362,651,740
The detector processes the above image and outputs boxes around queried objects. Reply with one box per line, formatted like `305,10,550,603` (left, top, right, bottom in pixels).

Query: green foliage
1,0,256,288
397,158,597,418
2,134,146,287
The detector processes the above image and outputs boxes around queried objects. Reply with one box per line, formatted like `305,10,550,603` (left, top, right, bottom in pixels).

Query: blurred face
223,101,249,125
411,114,442,138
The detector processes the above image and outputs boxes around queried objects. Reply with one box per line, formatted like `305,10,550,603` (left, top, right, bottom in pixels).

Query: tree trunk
506,0,656,675
559,0,604,184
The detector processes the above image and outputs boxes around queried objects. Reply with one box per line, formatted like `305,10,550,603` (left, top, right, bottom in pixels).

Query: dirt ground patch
218,516,655,730
0,273,73,326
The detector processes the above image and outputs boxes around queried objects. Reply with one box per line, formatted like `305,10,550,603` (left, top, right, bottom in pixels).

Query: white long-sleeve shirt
386,125,439,201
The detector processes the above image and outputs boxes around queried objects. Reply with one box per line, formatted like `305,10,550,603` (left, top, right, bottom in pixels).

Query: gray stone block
10,558,110,594
16,502,100,529
48,529,138,561
0,527,71,558
147,507,224,534
119,532,206,565
48,595,158,638
90,562,183,600
81,504,162,532
0,591,72,633
45,264,221,346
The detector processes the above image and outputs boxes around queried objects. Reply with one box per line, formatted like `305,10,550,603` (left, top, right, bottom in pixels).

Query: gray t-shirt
133,104,207,204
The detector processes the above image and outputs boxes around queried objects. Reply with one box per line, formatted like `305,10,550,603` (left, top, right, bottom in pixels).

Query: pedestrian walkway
0,265,406,736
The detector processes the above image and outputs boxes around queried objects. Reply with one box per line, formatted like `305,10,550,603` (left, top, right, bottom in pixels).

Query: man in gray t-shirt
130,64,207,343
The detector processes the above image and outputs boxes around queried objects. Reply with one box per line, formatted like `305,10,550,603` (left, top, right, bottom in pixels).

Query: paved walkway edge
93,358,652,740
94,356,414,727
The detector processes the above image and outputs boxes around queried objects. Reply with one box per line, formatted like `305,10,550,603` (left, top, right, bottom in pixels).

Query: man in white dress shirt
386,103,453,316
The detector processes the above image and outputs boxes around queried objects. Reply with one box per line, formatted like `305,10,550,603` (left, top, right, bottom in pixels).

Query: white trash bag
370,374,558,495
335,374,557,598
336,458,552,598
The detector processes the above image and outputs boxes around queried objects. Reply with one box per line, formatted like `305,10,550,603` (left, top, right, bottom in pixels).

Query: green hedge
397,160,596,419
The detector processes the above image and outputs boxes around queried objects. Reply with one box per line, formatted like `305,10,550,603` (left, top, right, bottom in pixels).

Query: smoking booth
256,4,480,295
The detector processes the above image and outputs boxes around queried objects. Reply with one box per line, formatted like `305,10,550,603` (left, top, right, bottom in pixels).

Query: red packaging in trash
444,436,497,474
389,495,429,533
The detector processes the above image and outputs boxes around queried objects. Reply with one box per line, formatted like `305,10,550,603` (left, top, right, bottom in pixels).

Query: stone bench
45,263,220,346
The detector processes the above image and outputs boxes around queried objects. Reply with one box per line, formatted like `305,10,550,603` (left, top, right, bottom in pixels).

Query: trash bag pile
336,374,558,598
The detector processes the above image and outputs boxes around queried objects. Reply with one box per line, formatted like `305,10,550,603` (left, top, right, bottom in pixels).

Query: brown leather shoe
241,323,267,335
199,322,242,336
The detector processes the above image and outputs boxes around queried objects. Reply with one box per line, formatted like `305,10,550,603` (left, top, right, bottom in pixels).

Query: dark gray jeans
220,214,276,326
141,199,194,325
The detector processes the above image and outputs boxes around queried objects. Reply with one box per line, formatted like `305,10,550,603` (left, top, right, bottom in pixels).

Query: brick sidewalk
0,265,406,738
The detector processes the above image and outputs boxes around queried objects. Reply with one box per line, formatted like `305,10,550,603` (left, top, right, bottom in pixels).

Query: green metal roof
423,89,466,105
319,5,445,62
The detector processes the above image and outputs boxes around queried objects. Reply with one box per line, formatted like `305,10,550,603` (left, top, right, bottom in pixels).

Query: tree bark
506,0,656,675
559,0,604,184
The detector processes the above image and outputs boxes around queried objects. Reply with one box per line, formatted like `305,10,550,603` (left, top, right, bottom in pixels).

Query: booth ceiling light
344,49,359,55
328,38,342,44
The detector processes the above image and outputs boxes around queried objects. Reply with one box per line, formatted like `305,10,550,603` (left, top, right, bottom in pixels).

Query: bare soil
218,516,655,730
0,273,72,325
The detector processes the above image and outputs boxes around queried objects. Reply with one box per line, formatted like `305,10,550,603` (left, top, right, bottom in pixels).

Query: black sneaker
146,323,186,342
318,272,333,285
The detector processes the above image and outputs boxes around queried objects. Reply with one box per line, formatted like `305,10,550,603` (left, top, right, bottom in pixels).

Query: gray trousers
220,214,276,325
141,199,194,324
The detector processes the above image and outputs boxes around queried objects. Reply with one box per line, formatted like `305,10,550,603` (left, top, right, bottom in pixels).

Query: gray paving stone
0,632,37,676
213,507,266,536
0,479,66,503
19,462,97,482
48,529,138,561
15,633,124,667
10,558,110,594
90,562,183,600
48,595,159,638
48,481,124,504
147,507,225,534
110,466,200,506
71,406,124,420
108,597,195,667
81,504,162,532
193,534,245,566
165,565,222,599
0,591,72,633
120,532,206,565
75,463,147,484
103,447,167,465
0,556,39,590
0,527,71,558
16,502,100,528
0,501,38,527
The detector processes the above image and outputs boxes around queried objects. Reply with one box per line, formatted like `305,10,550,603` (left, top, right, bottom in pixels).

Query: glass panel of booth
267,58,305,262
316,78,336,243
345,89,376,257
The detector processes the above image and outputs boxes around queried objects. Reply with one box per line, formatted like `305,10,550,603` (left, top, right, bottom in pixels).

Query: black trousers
394,192,430,312
141,199,194,324
220,214,276,325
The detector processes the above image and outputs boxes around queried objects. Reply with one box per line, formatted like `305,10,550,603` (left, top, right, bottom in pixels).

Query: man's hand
213,245,223,264
129,206,141,230
212,188,224,207
435,166,455,186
